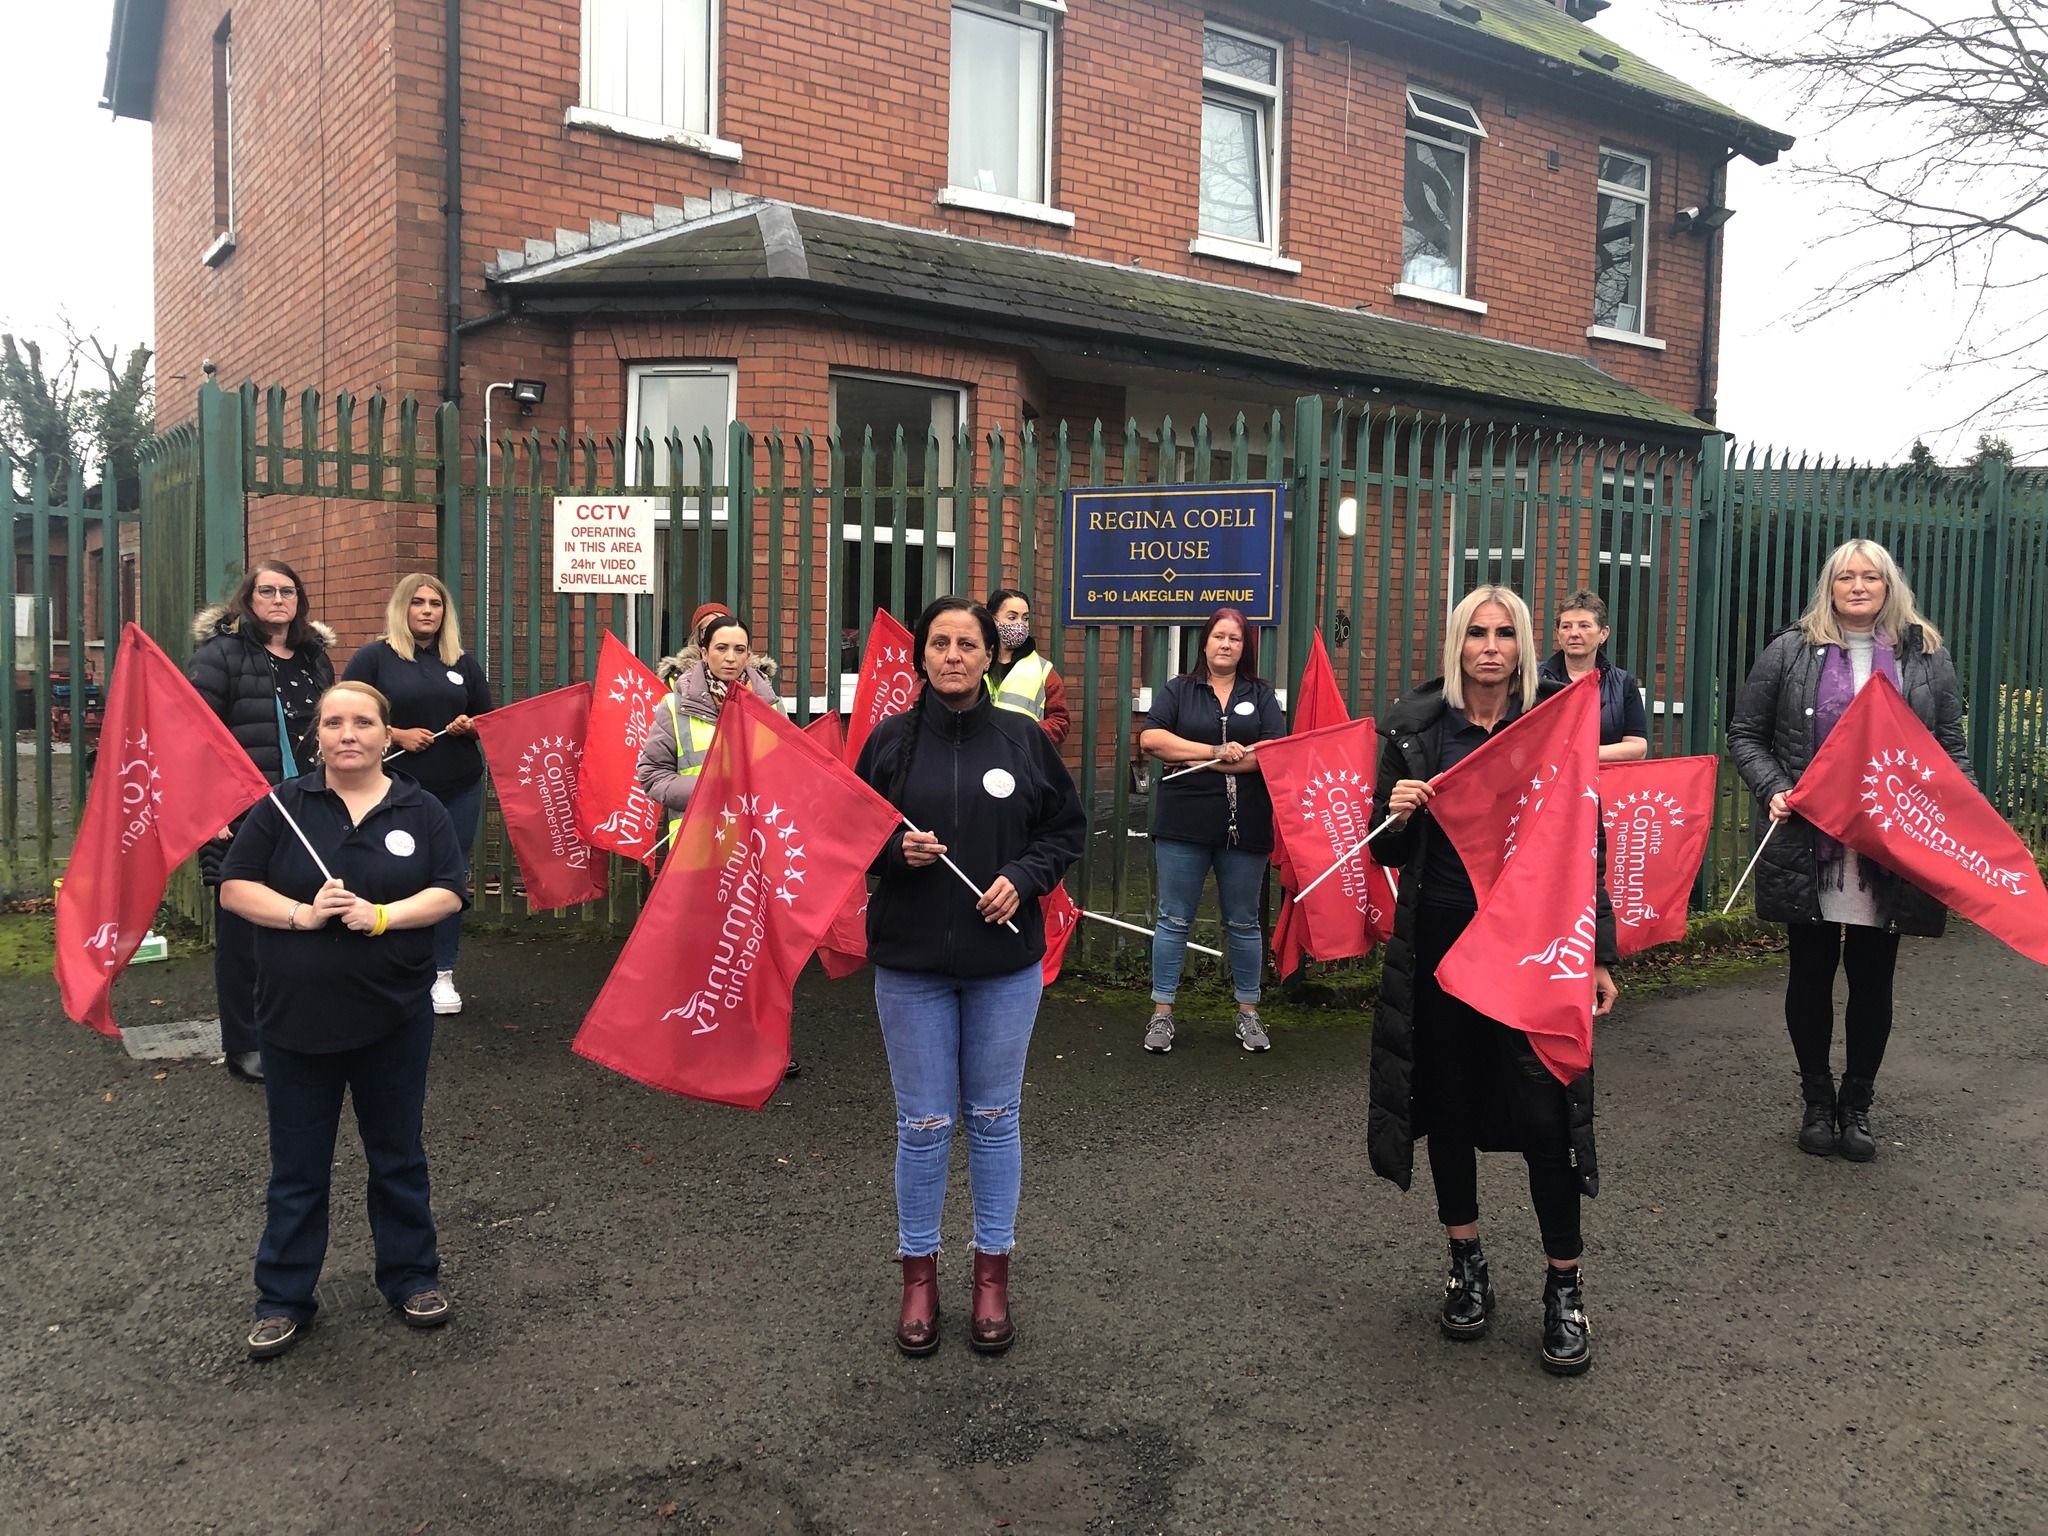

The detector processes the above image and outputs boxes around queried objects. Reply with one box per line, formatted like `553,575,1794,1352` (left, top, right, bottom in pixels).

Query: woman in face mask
985,590,1071,746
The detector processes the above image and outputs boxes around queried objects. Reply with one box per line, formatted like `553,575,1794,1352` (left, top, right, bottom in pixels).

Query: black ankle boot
1798,1073,1837,1157
1439,1237,1494,1340
1540,1266,1592,1376
1836,1075,1877,1162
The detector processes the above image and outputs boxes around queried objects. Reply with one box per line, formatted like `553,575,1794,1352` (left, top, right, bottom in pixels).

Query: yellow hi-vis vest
988,651,1051,722
667,700,718,839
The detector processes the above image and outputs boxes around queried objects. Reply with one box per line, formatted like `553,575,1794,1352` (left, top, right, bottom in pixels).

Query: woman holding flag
219,680,469,1359
1727,539,1969,1163
854,596,1086,1357
1367,586,1617,1376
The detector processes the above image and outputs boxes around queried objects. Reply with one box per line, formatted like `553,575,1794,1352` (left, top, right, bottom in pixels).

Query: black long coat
1364,676,1618,1198
186,604,336,783
1725,624,1970,937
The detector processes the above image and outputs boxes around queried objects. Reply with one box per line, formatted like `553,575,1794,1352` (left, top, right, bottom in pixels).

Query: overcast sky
0,2,2014,463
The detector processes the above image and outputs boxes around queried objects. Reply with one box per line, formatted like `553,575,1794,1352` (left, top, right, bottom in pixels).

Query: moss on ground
0,913,55,975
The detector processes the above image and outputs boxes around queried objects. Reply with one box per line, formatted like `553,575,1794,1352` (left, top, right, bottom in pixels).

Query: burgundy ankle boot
896,1255,939,1356
971,1250,1015,1354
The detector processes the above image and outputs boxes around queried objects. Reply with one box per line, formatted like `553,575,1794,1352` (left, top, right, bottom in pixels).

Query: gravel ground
3,924,2045,1534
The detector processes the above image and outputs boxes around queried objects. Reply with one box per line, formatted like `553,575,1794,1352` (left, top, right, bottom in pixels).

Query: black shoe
247,1315,300,1359
1836,1075,1878,1162
783,1058,802,1079
226,1051,265,1083
1798,1073,1836,1157
1540,1266,1592,1376
397,1289,452,1328
1439,1237,1494,1340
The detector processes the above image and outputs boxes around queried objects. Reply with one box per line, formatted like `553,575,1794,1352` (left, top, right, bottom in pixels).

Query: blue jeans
874,963,1044,1256
1151,837,1265,1005
431,779,484,972
254,1014,440,1320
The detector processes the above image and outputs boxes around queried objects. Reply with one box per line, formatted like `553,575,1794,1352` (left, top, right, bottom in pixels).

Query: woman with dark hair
1536,589,1648,762
189,559,336,1083
1136,607,1286,1054
1367,586,1618,1376
1728,538,1970,1162
984,589,1071,745
853,597,1086,1357
637,605,782,833
343,572,493,1016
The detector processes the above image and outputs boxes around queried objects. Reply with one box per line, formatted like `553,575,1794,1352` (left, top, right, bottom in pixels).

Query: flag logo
1860,748,2032,895
113,730,165,852
1518,906,1599,980
518,734,592,870
1602,786,1687,931
1297,767,1383,923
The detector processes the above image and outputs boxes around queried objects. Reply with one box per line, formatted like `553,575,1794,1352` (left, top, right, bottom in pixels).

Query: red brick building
104,0,1787,665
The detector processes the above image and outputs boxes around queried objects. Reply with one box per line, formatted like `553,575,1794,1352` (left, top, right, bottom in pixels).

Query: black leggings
1785,921,1902,1083
1428,1136,1583,1262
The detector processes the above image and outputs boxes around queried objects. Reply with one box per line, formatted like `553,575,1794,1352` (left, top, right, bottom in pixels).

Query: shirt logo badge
982,768,1016,800
385,829,418,857
446,669,465,686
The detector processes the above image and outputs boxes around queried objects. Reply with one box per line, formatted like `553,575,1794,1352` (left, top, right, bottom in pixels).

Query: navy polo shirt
341,640,494,795
1421,700,1526,910
1146,672,1288,854
220,769,469,1052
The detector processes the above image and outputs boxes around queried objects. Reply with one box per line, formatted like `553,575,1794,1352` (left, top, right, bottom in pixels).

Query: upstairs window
1199,26,1282,252
1401,86,1485,297
206,17,234,264
949,0,1057,208
581,0,716,140
1594,149,1652,333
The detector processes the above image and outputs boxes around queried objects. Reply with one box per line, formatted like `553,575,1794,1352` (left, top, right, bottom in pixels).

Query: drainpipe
1696,151,1732,423
443,0,463,402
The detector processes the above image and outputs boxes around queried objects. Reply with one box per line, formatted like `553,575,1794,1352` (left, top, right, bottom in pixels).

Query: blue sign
1062,483,1285,625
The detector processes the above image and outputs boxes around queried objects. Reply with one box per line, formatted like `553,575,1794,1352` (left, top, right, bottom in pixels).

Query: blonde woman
1365,585,1617,1376
342,574,493,1014
1727,539,1969,1163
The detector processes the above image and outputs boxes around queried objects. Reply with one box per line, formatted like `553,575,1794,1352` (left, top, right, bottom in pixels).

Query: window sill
1189,235,1302,274
1585,324,1667,351
564,106,743,163
201,231,236,268
938,187,1075,228
1390,282,1486,315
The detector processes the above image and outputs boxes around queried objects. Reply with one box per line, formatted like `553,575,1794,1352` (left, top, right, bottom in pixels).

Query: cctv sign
552,496,661,594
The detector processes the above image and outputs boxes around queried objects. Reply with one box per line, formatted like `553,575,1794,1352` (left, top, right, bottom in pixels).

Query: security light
511,378,547,409
1674,205,1735,234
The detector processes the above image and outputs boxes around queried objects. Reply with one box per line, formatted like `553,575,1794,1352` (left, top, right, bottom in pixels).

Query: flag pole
1160,744,1259,782
1078,908,1223,958
1721,819,1780,914
266,791,338,884
1294,811,1403,903
900,816,1020,934
384,727,450,762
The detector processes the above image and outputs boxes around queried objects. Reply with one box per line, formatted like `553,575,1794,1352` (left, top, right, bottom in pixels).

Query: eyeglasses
254,585,298,600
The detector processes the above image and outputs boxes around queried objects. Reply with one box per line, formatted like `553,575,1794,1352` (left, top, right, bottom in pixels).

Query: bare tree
0,323,153,502
1672,0,2048,446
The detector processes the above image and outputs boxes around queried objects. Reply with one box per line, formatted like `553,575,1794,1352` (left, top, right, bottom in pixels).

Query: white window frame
831,372,968,699
1450,469,1530,598
1399,88,1482,302
572,0,741,162
625,363,737,653
1196,23,1284,260
945,0,1061,219
1590,146,1653,338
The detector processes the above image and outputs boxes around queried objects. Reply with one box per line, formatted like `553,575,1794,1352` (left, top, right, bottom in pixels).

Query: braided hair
887,596,998,807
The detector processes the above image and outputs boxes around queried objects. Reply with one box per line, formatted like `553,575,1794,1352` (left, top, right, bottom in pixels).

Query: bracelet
371,904,389,937
285,902,301,931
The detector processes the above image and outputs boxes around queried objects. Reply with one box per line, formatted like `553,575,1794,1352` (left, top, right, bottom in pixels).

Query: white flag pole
1721,819,1781,914
1294,811,1404,904
900,816,1020,934
266,791,338,885
1160,744,1258,782
1078,908,1224,958
384,727,450,762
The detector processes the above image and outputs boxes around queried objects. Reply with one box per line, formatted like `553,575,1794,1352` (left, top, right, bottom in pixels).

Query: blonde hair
384,572,464,665
1797,539,1943,652
1443,585,1539,712
317,680,392,728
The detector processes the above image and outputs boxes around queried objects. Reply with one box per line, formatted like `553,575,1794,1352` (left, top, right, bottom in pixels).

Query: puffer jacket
636,647,781,812
186,603,336,783
1726,623,1971,936
1363,675,1617,1198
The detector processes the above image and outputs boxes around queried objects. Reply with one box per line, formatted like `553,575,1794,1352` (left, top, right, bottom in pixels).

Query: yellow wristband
371,903,389,937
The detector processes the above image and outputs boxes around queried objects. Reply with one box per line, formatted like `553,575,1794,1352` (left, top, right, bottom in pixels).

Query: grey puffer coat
635,647,781,813
1726,624,1971,937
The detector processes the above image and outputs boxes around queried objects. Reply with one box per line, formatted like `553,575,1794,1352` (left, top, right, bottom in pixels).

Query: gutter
443,0,463,402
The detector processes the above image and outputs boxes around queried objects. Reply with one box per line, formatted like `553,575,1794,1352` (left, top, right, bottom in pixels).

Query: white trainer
431,971,463,1015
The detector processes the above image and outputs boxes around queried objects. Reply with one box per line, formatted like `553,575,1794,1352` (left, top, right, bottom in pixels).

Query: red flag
1600,756,1717,955
843,609,918,766
1787,673,2048,965
1261,718,1391,964
1270,629,1353,977
474,684,610,912
1041,882,1082,985
803,711,846,762
1432,676,1602,1083
573,687,903,1109
803,712,873,977
55,625,272,1036
573,631,668,868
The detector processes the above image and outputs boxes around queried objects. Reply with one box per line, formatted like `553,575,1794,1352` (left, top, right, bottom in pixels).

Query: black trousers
213,890,260,1057
1428,1136,1583,1261
1785,921,1902,1083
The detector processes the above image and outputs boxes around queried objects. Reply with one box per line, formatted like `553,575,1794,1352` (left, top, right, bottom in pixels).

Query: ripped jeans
874,962,1044,1257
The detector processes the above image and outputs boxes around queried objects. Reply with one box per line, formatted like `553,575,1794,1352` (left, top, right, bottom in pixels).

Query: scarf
1811,635,1900,890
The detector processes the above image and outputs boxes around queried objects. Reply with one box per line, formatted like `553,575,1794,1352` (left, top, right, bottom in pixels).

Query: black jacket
187,604,336,783
855,688,1087,978
1364,676,1618,1197
1726,623,1971,936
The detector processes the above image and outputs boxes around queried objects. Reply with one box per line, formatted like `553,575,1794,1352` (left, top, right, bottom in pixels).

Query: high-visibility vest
988,651,1051,722
666,700,718,838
